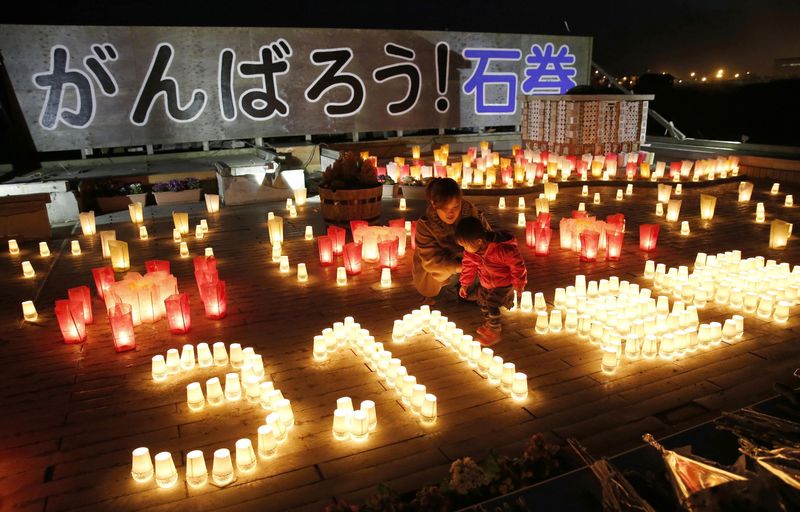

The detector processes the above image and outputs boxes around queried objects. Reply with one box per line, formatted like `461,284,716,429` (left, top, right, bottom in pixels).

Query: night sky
1,0,798,77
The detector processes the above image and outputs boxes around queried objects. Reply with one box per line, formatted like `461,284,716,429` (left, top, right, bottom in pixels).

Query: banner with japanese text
0,25,592,152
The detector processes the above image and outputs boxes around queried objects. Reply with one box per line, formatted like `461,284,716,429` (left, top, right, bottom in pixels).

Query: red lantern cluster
379,238,399,269
145,260,170,273
68,285,93,325
194,255,226,319
91,266,115,300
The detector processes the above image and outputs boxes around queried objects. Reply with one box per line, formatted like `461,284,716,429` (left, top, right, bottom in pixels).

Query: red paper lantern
55,298,87,344
379,238,399,269
343,242,363,275
669,161,681,178
68,285,93,325
91,266,115,301
606,152,617,163
145,260,170,274
202,280,227,320
193,255,217,275
606,214,625,233
109,303,136,352
317,235,334,266
577,160,588,177
525,221,536,247
411,221,418,250
606,230,624,261
639,224,660,252
327,226,346,256
572,210,588,219
541,150,549,163
501,166,512,185
399,165,410,179
535,163,544,179
376,166,387,177
165,293,191,334
625,162,636,180
536,212,551,229
534,226,552,256
580,230,600,262
388,218,405,229
350,220,368,237
435,165,447,178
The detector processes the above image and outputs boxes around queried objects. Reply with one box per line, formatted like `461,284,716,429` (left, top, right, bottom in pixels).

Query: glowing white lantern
39,242,50,257
212,449,235,486
517,213,526,227
771,183,780,195
420,394,437,424
205,377,224,406
224,373,242,401
7,239,19,255
179,242,189,257
21,300,37,322
666,199,682,222
500,362,516,393
21,260,34,278
165,349,180,375
738,182,754,202
410,383,427,414
305,225,313,240
186,382,205,411
756,203,765,223
511,372,528,400
399,198,407,210
71,240,81,255
548,309,562,332
601,345,618,374
626,184,633,195
131,447,154,483
786,195,794,207
257,425,277,458
185,450,207,488
180,345,195,371
333,409,352,440
488,356,504,386
593,192,601,204
294,187,307,206
518,197,526,209
655,202,663,216
336,267,347,285
380,268,392,287
154,452,178,488
350,409,370,440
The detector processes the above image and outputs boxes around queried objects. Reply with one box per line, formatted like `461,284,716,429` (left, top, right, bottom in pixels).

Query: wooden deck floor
1,179,799,511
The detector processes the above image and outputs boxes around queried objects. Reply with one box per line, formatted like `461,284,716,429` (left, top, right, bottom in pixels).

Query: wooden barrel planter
319,185,383,223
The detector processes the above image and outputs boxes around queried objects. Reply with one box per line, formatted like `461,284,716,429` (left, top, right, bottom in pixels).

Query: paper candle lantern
665,199,681,222
304,225,314,240
593,192,601,204
164,293,191,334
681,221,690,235
524,221,536,247
211,449,234,486
186,382,205,411
378,267,391,287
770,183,780,195
131,447,154,483
626,184,633,195
787,195,794,207
336,267,347,286
738,182,754,202
675,184,683,195
154,452,178,488
532,226,551,256
203,193,220,213
297,263,309,283
109,303,136,352
655,203,663,216
342,242,363,275
379,238,399,269
606,230,623,261
420,394,437,425
195,225,204,239
278,255,290,274
657,184,672,203
71,240,81,255
38,241,50,257
128,202,144,224
235,438,257,472
293,187,307,206
769,220,792,249
68,285,93,324
79,211,96,235
202,280,227,319
55,299,86,343
21,260,34,278
615,189,623,201
21,300,37,321
517,213,525,227
327,226,346,256
90,266,114,300
756,203,765,223
7,239,19,255
179,242,189,257
699,194,716,220
399,198,407,210
639,224,660,251
411,221,417,250
579,231,599,262
107,240,130,272
171,212,189,235
267,216,284,245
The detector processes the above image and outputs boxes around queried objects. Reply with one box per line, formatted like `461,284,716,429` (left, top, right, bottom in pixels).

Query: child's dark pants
477,285,513,330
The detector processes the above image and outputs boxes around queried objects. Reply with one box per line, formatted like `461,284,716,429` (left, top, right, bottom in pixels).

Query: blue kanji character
461,48,522,115
521,43,577,95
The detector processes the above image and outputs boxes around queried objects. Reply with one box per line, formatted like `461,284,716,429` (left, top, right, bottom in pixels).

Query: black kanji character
130,43,207,125
305,48,365,117
372,43,421,116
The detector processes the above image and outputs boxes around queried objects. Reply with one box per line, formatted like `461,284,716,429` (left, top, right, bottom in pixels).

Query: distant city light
690,72,696,77
734,73,740,78
701,77,707,82
716,69,724,78
678,79,683,83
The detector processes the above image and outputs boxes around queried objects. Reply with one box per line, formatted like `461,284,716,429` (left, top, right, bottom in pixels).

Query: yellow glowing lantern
738,182,754,202
770,183,780,195
179,242,189,257
616,189,623,201
304,225,313,240
137,226,148,240
681,221,690,236
675,184,682,195
581,185,588,196
298,263,308,282
21,300,37,321
517,213,526,227
666,199,682,222
773,301,790,323
131,447,154,483
399,198,406,210
79,211,96,235
205,193,220,213
786,195,794,207
380,268,392,287
336,266,347,285
655,202,663,216
195,225,204,239
756,202,765,223
626,184,633,196
411,145,421,160
578,202,585,212
154,452,178,489
172,212,189,235
211,449,234,486
185,450,207,488
594,192,601,204
657,184,672,203
71,240,81,255
279,255,290,273
128,202,144,224
186,382,205,411
268,216,284,245
700,194,716,220
420,394,437,425
769,219,792,249
21,260,34,278
99,230,116,258
107,240,130,271
37,241,49,257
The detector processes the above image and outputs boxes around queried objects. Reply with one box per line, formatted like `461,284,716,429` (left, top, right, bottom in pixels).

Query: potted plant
94,180,131,213
126,182,148,205
152,178,202,206
378,173,398,199
400,175,430,201
318,151,382,222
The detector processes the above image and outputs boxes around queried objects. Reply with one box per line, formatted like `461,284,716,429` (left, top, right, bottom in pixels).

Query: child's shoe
476,324,502,346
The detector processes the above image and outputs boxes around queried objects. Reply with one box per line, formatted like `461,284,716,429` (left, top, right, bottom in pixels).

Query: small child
455,217,528,346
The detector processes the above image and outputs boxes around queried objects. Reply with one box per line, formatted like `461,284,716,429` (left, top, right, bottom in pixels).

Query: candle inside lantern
212,449,234,486
154,452,178,488
699,194,716,220
593,193,601,204
165,293,191,334
79,211,96,235
235,438,257,472
511,372,528,400
195,225,204,239
172,229,181,242
128,202,144,224
756,203,765,223
21,300,37,321
205,193,220,213
332,409,352,440
8,239,19,255
738,182,754,202
681,221,690,235
769,219,793,249
517,213,525,227
380,267,392,287
626,184,633,195
399,198,407,210
179,242,189,257
271,242,281,262
39,241,50,257
297,263,308,282
55,299,86,343
185,450,208,488
420,394,437,425
138,226,148,240
581,185,588,196
107,240,130,272
131,447,154,483
279,255,290,273
336,267,347,285
786,195,794,207
666,199,682,222
71,240,81,255
186,382,205,411
771,183,780,195
21,260,34,278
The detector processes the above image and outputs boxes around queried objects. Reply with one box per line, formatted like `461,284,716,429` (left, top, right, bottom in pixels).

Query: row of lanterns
331,397,378,442
313,316,438,425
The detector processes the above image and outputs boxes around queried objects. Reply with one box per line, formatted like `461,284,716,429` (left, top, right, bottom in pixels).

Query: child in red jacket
455,217,528,346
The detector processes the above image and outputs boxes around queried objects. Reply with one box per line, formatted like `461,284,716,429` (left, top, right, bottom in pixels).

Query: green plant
127,183,144,194
320,151,379,191
152,178,201,192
